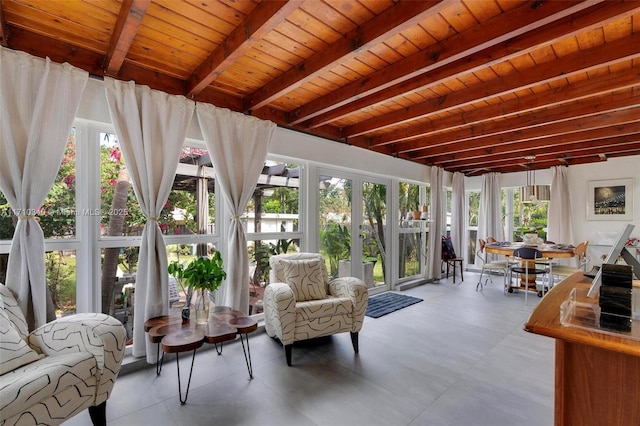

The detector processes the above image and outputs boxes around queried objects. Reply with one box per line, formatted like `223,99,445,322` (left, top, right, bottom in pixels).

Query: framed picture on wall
587,178,634,221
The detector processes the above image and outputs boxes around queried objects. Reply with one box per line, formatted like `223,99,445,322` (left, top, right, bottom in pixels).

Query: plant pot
412,210,421,220
194,289,211,324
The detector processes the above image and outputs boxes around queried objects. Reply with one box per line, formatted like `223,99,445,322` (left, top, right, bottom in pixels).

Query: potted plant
182,251,227,324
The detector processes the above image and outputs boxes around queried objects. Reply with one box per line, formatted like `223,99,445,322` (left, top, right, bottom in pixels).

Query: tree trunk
101,165,130,315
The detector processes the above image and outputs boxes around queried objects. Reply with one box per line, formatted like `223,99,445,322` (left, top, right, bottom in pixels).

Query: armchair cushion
0,351,97,422
281,258,327,301
295,296,352,321
0,312,43,375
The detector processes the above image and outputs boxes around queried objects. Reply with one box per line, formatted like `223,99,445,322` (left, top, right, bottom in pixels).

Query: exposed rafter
0,1,7,47
289,0,611,127
2,0,639,175
185,0,300,97
243,0,449,112
105,0,151,77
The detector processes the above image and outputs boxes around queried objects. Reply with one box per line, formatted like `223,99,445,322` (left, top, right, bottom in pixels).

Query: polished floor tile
63,272,554,426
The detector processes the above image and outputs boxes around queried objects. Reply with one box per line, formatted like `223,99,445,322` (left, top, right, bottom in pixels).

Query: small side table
144,306,257,404
161,324,204,404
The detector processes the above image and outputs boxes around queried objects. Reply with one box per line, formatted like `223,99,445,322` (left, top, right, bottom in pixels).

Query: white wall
566,156,640,245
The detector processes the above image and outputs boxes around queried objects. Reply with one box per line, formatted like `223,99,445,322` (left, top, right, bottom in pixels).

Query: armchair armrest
329,277,368,332
28,313,126,405
264,283,296,345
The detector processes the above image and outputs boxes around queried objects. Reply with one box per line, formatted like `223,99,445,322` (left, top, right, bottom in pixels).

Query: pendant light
520,155,550,204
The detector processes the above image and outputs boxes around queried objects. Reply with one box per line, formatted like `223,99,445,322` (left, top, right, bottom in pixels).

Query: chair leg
285,344,293,366
88,401,106,426
350,332,359,353
524,269,528,306
477,269,485,291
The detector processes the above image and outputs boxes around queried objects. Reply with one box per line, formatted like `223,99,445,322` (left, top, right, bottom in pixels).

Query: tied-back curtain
450,172,465,258
478,172,504,247
196,104,275,313
548,166,575,265
428,166,444,280
104,77,195,362
0,47,88,329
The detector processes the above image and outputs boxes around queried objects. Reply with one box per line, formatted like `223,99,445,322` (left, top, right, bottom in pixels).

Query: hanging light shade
520,185,550,203
520,156,550,204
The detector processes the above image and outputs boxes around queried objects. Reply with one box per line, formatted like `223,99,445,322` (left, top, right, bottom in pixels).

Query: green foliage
182,251,227,292
319,222,351,278
45,251,76,312
262,187,299,214
168,260,188,295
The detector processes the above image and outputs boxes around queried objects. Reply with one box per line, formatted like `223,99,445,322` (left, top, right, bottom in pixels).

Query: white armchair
264,253,368,366
1,284,126,426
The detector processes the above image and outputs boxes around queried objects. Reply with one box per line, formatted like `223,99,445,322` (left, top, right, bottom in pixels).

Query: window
398,182,432,281
98,134,221,340
512,188,549,242
244,160,302,315
0,130,78,315
467,190,480,264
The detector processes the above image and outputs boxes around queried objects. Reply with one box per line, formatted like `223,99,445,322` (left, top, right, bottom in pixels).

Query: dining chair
550,241,590,285
441,236,464,283
475,239,509,291
508,247,551,305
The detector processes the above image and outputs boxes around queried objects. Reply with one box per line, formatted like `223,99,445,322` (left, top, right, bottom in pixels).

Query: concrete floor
64,271,555,426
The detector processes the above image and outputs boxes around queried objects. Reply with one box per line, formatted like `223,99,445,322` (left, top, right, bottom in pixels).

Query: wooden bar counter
524,272,640,426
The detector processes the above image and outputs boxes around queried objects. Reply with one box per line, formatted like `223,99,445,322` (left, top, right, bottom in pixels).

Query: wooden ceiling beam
6,26,105,75
0,1,7,47
185,0,300,98
413,118,640,164
292,0,628,128
243,0,448,112
452,142,640,175
439,134,640,171
388,88,640,155
343,31,640,138
369,67,640,148
464,150,640,176
105,0,150,77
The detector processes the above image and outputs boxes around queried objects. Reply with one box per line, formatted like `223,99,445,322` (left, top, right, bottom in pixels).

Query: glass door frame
315,167,391,295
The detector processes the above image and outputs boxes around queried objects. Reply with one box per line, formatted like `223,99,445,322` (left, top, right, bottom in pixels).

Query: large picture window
0,130,77,315
244,160,301,315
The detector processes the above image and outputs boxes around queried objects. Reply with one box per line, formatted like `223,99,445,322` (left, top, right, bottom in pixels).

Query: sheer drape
451,172,466,258
477,172,504,246
0,47,88,329
196,104,275,313
548,166,575,264
427,166,444,280
104,77,194,362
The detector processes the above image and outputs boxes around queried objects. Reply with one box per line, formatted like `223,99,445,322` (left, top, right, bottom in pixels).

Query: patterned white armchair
264,253,368,366
0,284,126,426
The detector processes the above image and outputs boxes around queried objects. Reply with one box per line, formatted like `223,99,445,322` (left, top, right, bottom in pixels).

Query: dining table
485,242,576,292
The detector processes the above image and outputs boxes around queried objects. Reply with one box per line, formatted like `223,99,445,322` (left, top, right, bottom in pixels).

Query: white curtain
104,77,195,362
450,172,466,258
548,166,575,264
477,172,504,245
427,166,444,280
196,104,275,313
0,47,88,329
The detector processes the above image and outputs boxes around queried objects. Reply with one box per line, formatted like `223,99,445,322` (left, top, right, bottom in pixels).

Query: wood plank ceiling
1,0,639,176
